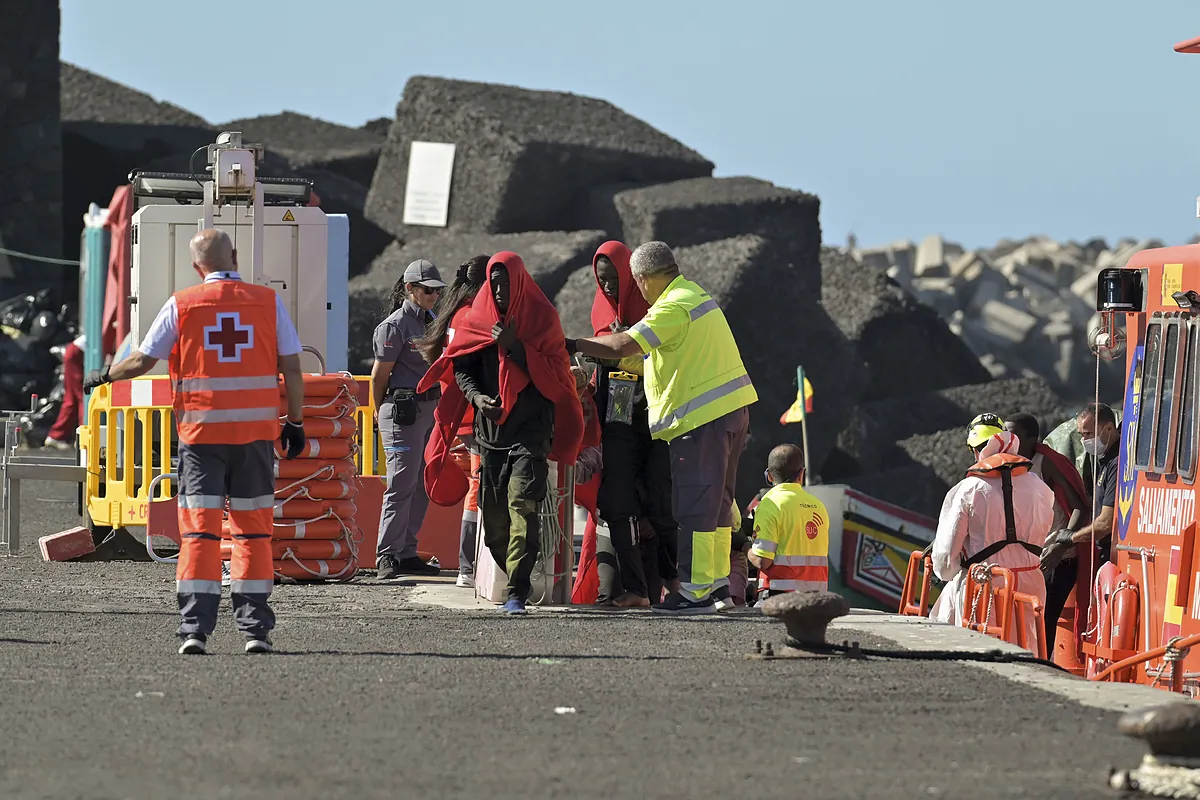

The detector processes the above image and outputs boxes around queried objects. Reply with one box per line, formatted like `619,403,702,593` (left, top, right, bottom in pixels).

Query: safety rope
1110,754,1200,798
528,471,574,605
0,245,78,266
966,562,997,632
790,638,1071,672
274,465,336,496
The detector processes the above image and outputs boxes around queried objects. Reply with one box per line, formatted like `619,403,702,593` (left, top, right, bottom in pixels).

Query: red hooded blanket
417,252,585,506
590,240,649,335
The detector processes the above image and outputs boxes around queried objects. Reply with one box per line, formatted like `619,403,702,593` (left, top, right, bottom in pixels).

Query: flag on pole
780,366,814,424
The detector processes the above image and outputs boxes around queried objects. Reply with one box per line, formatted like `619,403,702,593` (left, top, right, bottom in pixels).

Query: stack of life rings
221,373,363,581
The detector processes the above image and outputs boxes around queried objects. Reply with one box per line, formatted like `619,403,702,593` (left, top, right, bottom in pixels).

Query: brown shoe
613,593,650,609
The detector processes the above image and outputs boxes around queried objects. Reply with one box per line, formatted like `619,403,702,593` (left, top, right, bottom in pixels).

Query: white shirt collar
203,271,242,282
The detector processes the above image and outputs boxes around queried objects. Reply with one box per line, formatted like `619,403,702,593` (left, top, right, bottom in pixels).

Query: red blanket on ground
590,240,648,335
417,252,584,506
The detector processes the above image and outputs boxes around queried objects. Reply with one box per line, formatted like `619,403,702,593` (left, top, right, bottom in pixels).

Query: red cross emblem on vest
204,312,253,362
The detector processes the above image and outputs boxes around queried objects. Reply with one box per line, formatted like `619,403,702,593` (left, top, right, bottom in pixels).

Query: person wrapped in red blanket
417,252,584,614
585,240,679,608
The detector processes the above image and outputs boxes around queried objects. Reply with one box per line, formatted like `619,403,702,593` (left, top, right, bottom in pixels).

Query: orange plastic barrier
962,564,1046,657
898,551,933,616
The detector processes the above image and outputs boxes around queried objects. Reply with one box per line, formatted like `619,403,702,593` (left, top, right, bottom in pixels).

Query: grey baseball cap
403,258,446,288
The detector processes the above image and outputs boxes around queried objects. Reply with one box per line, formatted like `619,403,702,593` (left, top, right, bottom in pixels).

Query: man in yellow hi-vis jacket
568,241,758,615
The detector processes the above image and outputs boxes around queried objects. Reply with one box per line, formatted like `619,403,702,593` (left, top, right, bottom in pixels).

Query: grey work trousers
668,406,749,602
176,439,276,640
376,397,437,561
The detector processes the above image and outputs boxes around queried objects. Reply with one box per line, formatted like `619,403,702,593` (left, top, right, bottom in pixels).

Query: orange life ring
286,375,359,397
274,437,356,460
274,458,356,481
270,516,349,540
221,538,355,561
273,557,356,581
278,398,357,420
288,417,358,439
273,497,356,520
274,479,359,500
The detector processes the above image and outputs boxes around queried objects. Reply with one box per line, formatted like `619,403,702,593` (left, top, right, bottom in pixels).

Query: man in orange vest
85,228,307,655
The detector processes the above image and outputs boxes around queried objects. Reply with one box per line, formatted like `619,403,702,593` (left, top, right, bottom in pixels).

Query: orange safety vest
961,452,1042,565
169,280,280,446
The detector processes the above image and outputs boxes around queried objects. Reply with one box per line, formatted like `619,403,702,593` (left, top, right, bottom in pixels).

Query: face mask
1082,436,1105,457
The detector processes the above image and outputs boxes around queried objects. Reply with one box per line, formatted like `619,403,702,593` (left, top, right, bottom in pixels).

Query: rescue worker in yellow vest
928,416,1055,653
568,241,758,615
747,444,829,602
84,229,307,655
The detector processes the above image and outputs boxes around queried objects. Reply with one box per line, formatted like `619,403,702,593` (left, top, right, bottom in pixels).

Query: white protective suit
929,431,1055,652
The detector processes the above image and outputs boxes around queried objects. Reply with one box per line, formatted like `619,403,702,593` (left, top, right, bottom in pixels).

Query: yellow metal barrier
81,374,384,529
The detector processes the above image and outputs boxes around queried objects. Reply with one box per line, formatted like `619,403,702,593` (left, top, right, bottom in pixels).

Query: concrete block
915,234,948,277
347,231,606,373
672,237,867,496
910,276,960,319
39,526,95,562
0,6,61,298
365,76,713,240
221,111,385,186
555,265,603,340
598,176,822,295
821,248,989,403
979,299,1039,345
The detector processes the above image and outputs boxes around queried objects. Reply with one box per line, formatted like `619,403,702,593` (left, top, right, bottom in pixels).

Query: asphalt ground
0,476,1137,799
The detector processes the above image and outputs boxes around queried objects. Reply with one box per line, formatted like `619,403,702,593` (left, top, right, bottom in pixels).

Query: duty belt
389,387,440,402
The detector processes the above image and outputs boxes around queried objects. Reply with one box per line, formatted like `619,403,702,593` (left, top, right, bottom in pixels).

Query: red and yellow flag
780,368,814,424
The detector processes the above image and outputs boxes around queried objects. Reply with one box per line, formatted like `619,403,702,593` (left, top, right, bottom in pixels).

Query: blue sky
62,0,1200,251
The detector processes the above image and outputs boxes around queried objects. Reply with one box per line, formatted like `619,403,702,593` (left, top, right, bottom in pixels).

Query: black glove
83,367,110,394
280,419,306,460
564,338,578,355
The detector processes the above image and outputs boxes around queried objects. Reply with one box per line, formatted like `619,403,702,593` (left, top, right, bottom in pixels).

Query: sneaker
178,635,207,655
397,556,441,577
502,597,528,616
376,554,400,580
651,592,716,616
245,638,273,654
43,437,72,451
456,573,475,589
221,562,232,589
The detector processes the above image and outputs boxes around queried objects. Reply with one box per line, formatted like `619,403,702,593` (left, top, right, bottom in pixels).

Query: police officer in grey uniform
372,259,446,580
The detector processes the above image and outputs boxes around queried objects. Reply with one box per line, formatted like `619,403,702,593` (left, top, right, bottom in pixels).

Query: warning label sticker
282,210,295,222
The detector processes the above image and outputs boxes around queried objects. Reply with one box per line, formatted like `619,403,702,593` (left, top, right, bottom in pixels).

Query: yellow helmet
966,413,1006,448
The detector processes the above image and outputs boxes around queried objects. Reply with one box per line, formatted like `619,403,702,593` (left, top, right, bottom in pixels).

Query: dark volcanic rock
365,76,713,241
671,236,867,499
60,63,215,265
0,2,62,297
361,117,392,137
61,61,209,127
137,149,392,277
347,231,606,373
821,247,991,402
597,177,822,295
845,464,950,520
555,265,601,340
221,111,384,186
830,376,1071,515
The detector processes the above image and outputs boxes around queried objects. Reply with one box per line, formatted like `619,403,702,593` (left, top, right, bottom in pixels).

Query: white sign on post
402,141,456,227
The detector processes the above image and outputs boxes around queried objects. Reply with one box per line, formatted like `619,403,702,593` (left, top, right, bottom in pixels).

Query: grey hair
629,241,679,279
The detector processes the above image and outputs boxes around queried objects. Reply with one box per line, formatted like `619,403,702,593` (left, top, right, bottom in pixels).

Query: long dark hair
414,255,489,363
